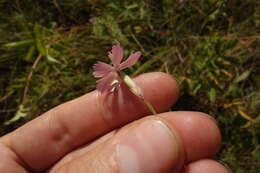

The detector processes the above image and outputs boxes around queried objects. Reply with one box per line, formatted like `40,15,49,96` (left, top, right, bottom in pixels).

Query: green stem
144,99,157,115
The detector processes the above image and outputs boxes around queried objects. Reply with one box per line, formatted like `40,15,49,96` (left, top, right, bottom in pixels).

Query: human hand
0,72,230,173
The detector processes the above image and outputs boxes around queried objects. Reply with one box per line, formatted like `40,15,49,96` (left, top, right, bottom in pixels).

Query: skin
0,72,230,173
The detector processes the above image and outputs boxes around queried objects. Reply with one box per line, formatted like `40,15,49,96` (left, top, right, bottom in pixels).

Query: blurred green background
0,0,259,172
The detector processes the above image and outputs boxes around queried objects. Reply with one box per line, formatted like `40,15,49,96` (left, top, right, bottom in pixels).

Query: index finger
1,72,179,171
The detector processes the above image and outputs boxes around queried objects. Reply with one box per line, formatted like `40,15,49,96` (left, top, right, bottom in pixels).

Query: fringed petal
96,72,120,93
108,45,123,66
119,52,141,70
93,62,113,78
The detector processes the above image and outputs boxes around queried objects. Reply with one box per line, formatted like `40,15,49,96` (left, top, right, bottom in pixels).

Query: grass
0,0,259,172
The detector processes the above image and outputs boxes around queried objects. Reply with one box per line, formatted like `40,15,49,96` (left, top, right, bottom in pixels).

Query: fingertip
96,72,180,127
182,159,231,173
160,111,221,162
135,72,179,112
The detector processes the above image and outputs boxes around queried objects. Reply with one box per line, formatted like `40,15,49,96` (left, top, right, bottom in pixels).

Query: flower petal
119,52,141,70
108,45,123,66
96,72,120,93
93,61,113,78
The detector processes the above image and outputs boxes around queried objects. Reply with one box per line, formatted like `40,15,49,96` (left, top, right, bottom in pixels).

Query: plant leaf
4,105,28,125
234,70,251,83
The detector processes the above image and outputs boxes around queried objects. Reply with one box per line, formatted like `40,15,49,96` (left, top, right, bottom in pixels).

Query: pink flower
93,45,141,93
88,17,93,24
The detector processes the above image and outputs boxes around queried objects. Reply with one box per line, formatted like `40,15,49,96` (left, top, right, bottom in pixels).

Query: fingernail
117,119,179,173
207,115,218,125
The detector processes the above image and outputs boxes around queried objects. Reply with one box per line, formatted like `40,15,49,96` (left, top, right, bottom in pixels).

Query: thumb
50,117,184,173
114,117,184,173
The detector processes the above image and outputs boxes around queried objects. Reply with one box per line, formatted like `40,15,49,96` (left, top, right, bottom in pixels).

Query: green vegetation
0,0,259,172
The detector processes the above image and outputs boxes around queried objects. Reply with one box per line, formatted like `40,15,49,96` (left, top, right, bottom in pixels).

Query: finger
49,111,221,173
0,143,28,173
160,111,221,162
49,117,184,173
1,72,179,171
182,159,231,173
